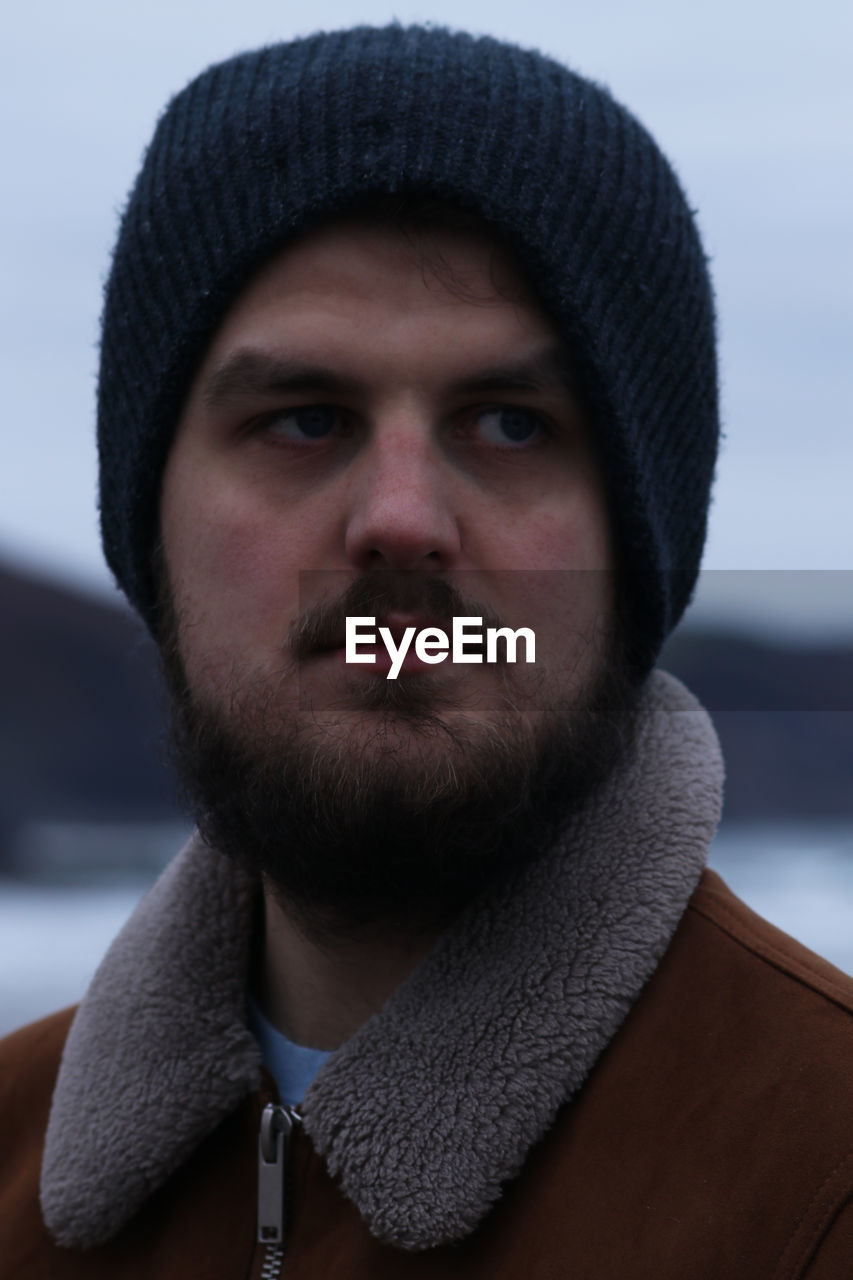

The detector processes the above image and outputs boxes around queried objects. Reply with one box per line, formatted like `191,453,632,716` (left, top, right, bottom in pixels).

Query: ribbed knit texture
97,25,718,664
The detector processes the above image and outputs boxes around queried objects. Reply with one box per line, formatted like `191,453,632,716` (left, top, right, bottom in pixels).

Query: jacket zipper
257,1102,301,1277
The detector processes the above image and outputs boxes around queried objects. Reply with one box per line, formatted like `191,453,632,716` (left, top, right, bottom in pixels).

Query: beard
158,568,641,940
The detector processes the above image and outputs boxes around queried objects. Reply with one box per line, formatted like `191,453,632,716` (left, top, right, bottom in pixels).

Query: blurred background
1,0,851,1035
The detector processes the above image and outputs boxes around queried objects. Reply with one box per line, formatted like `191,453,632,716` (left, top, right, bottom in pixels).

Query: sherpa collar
41,671,723,1251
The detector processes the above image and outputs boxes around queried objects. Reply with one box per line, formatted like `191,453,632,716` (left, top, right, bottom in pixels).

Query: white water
1,824,852,1038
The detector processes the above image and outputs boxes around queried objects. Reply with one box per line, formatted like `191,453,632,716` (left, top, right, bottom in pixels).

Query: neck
256,881,437,1049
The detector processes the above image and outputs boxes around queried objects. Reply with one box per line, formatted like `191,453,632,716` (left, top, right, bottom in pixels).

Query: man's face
159,219,628,931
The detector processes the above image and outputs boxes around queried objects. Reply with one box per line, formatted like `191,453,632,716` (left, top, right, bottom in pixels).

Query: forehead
200,216,557,368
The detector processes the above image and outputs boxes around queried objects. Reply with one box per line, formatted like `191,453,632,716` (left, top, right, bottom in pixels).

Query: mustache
288,572,506,659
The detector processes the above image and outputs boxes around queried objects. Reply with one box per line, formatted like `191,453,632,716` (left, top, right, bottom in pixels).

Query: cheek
483,493,613,663
159,464,315,681
491,498,612,574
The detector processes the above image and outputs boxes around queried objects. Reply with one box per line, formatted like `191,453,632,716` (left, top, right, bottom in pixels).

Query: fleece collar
41,671,723,1251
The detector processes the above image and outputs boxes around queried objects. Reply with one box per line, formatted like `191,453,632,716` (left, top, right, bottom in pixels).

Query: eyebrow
455,349,578,396
200,345,579,411
201,352,362,409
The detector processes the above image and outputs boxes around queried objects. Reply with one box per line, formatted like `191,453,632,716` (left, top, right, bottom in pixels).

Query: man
2,24,852,1278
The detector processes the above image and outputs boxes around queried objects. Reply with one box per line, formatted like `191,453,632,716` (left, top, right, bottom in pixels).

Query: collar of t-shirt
247,993,332,1108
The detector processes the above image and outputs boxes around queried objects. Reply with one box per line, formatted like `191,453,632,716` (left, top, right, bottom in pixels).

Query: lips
378,612,447,642
318,613,448,653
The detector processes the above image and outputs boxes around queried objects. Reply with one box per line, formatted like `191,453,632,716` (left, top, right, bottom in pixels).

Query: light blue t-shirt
247,994,332,1107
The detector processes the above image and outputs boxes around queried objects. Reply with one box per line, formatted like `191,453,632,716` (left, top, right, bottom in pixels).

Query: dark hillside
660,629,853,820
0,562,178,843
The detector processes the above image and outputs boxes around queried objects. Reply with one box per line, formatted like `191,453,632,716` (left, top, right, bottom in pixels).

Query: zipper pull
257,1102,300,1245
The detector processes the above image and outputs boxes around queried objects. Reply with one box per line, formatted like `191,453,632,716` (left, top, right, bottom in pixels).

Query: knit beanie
97,24,718,671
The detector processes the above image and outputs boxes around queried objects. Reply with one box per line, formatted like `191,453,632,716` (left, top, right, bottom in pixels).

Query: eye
474,407,545,448
262,405,343,442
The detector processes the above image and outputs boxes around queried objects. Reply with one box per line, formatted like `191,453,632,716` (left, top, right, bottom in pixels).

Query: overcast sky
1,0,851,636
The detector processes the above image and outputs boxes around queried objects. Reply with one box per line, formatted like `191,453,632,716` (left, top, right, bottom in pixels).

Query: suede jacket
2,672,853,1278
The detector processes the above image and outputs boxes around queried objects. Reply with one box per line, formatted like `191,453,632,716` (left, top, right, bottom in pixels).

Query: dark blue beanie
97,24,718,670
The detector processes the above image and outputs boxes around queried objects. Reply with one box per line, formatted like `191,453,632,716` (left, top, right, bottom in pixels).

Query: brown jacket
2,674,852,1276
2,872,853,1277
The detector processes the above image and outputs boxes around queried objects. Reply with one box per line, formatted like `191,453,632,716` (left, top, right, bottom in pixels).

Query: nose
343,421,462,571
